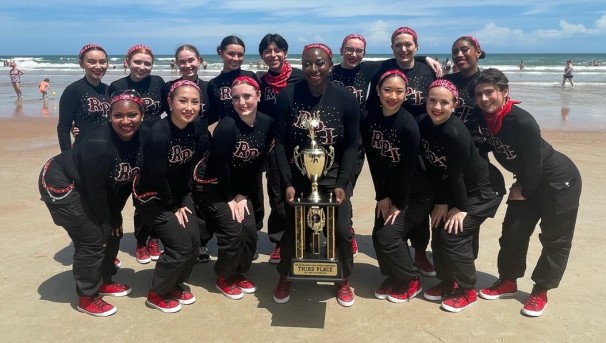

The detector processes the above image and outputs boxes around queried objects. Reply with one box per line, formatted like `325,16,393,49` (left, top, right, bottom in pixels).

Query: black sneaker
196,246,211,263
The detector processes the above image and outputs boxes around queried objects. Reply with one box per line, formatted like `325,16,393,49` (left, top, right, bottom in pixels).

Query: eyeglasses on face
343,47,365,55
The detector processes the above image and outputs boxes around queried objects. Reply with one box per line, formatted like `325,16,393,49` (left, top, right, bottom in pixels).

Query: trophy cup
289,112,341,281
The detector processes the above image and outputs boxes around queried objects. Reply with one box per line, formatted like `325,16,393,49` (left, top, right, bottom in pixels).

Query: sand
0,116,605,342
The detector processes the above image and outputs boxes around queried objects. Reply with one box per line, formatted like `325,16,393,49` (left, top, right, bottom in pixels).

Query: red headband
127,44,152,59
232,76,260,92
465,36,481,51
111,93,143,107
342,34,366,48
169,80,201,98
302,43,333,59
428,79,459,100
379,69,409,86
79,44,106,60
391,27,418,44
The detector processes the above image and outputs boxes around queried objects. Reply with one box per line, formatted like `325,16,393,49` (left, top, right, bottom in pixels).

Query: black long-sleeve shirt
257,67,303,117
136,115,209,210
109,74,165,124
204,112,275,201
330,61,382,112
41,124,143,231
206,69,258,125
361,107,420,209
273,81,360,191
57,77,110,151
418,114,491,211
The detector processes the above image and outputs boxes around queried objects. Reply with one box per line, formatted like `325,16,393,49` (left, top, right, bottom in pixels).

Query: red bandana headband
111,93,143,107
428,79,459,100
379,69,409,85
302,43,333,59
465,36,481,51
79,44,106,60
342,34,366,48
232,76,261,92
127,44,152,59
391,27,417,44
169,80,201,98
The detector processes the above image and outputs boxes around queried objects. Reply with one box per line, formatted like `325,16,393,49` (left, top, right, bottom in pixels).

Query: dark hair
258,34,289,55
217,35,245,56
453,36,486,59
467,68,509,95
175,44,200,60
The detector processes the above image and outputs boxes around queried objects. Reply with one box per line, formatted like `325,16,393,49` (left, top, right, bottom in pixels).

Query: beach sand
0,114,605,342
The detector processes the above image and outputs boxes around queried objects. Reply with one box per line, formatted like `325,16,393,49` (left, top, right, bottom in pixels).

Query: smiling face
377,75,407,115
426,86,457,125
261,42,286,73
128,52,153,82
302,48,332,93
473,82,508,115
391,33,417,68
451,38,481,74
220,44,245,72
231,83,260,124
177,49,201,80
340,38,365,69
110,100,143,141
79,50,108,85
169,86,201,129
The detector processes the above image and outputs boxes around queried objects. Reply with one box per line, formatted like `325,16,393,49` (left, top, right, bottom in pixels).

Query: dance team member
272,43,360,307
9,61,25,98
38,90,145,316
162,44,213,263
471,69,582,317
57,44,110,152
134,80,209,313
420,79,503,312
361,69,422,303
256,33,303,264
110,44,166,265
197,76,275,300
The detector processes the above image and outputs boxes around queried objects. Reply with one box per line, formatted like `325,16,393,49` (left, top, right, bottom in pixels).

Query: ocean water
2,53,605,130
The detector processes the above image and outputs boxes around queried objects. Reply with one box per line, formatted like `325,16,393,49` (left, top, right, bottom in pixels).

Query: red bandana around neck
264,60,292,93
482,97,521,135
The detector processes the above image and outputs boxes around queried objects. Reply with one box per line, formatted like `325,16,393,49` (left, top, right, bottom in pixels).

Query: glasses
343,47,365,55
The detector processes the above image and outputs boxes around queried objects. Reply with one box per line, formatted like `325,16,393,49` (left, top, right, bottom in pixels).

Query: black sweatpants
265,149,287,244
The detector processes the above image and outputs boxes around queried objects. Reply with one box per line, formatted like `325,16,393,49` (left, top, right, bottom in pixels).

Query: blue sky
2,1,605,55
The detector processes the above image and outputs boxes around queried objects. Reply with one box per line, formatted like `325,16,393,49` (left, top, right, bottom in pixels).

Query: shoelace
91,297,109,310
277,278,291,292
526,293,542,309
338,283,353,298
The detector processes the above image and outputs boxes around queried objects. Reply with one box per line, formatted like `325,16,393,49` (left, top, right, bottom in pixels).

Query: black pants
405,191,434,252
197,191,258,278
193,190,214,247
136,196,199,295
250,172,265,232
265,149,287,244
346,145,365,228
372,206,419,282
277,191,354,278
133,209,158,246
497,200,579,290
43,190,119,297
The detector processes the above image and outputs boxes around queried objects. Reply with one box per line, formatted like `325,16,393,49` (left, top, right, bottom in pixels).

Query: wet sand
0,115,604,342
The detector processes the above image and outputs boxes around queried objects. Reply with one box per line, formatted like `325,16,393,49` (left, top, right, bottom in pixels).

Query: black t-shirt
109,75,165,125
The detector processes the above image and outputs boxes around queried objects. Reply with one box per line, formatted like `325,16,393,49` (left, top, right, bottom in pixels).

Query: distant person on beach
443,58,452,74
519,60,525,70
9,61,25,98
57,44,110,152
38,90,145,316
38,78,54,100
123,59,128,74
562,60,574,87
470,68,582,317
109,44,166,267
170,59,176,72
202,59,208,70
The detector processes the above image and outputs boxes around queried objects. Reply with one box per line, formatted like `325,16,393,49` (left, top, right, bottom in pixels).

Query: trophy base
289,256,342,282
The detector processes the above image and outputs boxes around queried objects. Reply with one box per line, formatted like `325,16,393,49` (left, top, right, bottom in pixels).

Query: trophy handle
293,145,306,176
323,145,335,176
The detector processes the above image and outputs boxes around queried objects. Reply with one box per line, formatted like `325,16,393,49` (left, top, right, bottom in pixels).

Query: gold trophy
289,112,341,281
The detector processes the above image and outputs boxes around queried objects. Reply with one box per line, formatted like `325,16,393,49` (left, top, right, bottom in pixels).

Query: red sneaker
77,296,116,317
424,281,457,301
336,278,355,307
350,228,358,257
169,285,196,305
98,282,132,297
273,275,292,304
441,288,478,313
147,238,162,261
415,250,436,277
387,278,422,303
479,279,518,300
268,245,281,264
114,258,122,269
521,287,548,317
216,276,244,300
135,243,151,264
146,290,182,313
375,278,395,300
234,274,257,294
